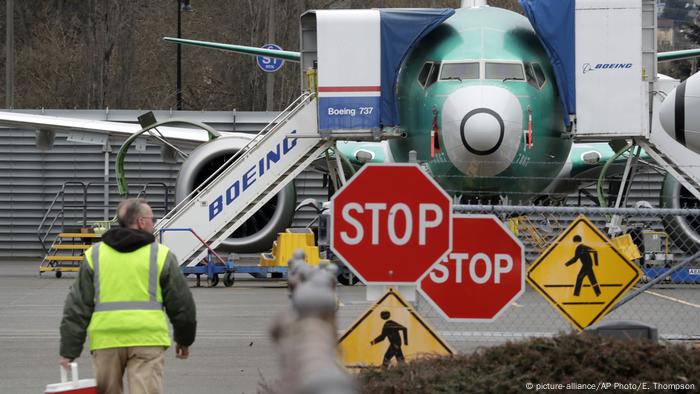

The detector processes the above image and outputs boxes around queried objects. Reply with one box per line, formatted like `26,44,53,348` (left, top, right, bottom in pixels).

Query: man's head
117,198,155,234
573,235,582,243
380,310,390,320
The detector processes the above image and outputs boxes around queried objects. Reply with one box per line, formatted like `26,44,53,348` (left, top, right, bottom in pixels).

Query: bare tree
1,0,526,111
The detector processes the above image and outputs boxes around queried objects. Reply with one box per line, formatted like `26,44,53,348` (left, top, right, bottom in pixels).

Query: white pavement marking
644,290,700,309
437,331,555,340
0,329,269,340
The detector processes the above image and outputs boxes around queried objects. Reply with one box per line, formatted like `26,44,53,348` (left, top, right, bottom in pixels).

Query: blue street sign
256,44,284,73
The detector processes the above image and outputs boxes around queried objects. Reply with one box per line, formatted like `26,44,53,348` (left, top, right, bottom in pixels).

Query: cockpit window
440,62,479,81
418,62,441,89
426,62,440,88
418,62,432,87
532,63,546,87
525,62,546,89
485,62,525,81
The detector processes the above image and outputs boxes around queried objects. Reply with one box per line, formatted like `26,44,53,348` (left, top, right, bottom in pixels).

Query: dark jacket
59,227,197,359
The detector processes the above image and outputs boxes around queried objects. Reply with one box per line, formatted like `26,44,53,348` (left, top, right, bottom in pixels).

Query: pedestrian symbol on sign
370,310,408,367
564,235,601,297
338,288,453,367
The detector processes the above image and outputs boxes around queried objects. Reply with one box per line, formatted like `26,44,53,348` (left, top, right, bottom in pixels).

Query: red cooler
45,363,97,394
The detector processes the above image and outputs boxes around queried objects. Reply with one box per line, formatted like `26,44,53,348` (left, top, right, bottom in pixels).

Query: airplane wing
0,110,225,146
163,37,301,62
658,48,700,62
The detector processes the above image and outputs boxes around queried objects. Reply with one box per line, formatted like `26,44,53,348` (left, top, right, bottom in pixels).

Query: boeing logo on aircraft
582,63,633,74
208,130,298,221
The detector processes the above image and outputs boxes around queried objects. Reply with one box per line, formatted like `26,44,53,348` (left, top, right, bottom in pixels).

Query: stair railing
135,182,172,214
36,182,88,254
158,227,227,266
156,92,314,228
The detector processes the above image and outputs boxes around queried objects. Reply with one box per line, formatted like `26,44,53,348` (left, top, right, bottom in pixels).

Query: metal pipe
611,250,700,312
453,204,700,217
103,138,110,220
6,0,14,108
176,0,182,110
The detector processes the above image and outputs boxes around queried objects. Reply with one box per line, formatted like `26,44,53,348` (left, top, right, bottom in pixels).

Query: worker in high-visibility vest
59,198,196,394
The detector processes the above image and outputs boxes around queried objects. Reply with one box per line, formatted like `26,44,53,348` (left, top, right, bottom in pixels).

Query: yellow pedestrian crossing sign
338,288,453,368
527,215,641,331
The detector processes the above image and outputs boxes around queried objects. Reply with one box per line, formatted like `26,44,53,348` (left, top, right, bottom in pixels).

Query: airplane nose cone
461,109,504,155
441,86,523,177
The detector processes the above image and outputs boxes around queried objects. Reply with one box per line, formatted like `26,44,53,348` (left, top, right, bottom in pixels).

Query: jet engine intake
660,174,700,253
176,136,296,253
659,72,700,154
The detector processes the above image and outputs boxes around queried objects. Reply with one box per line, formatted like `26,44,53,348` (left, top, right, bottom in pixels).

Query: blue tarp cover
519,0,575,124
379,9,454,126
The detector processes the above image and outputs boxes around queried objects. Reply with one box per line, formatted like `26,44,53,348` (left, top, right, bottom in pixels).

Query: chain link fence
335,204,700,355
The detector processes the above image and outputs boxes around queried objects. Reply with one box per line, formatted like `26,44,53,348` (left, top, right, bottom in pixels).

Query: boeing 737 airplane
2,1,700,255
164,3,700,205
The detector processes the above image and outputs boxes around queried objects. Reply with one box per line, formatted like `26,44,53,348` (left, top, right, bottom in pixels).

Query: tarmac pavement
1,260,698,393
0,261,292,394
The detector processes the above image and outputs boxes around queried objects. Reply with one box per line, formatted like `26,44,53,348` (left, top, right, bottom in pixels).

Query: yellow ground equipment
611,233,642,262
508,215,559,253
39,230,100,278
260,228,323,267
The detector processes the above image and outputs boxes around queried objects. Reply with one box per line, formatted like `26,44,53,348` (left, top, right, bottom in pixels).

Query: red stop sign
331,164,452,284
419,214,524,321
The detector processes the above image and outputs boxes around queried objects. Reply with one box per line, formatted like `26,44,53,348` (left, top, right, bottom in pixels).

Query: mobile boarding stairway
38,182,171,277
525,0,700,201
636,138,700,201
153,8,441,267
154,93,334,268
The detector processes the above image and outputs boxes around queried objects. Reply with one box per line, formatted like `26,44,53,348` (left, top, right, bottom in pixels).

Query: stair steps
39,231,100,278
637,139,700,200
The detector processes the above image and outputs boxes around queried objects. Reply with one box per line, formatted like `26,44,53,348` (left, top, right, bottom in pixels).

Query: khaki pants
92,346,165,394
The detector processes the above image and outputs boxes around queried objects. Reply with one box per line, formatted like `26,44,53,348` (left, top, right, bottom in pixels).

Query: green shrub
358,333,700,393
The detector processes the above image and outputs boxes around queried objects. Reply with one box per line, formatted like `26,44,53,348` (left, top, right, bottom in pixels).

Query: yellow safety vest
85,241,171,350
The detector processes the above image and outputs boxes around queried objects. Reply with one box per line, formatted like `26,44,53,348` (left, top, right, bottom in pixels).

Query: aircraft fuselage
392,6,571,201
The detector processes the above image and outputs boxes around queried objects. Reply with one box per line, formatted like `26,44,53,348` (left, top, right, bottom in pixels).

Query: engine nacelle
660,174,700,253
659,72,700,154
176,136,297,253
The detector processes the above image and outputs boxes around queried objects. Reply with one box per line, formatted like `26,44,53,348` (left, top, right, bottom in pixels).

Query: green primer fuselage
392,7,571,201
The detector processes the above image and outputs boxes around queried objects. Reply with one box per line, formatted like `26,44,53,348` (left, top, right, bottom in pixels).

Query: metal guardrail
36,182,173,253
158,227,227,266
409,203,700,350
36,182,88,254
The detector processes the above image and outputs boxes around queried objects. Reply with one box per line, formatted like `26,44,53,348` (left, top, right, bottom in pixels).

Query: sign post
331,164,452,285
419,215,525,321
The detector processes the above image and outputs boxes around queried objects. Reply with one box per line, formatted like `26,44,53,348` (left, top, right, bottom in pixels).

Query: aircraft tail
163,37,300,62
